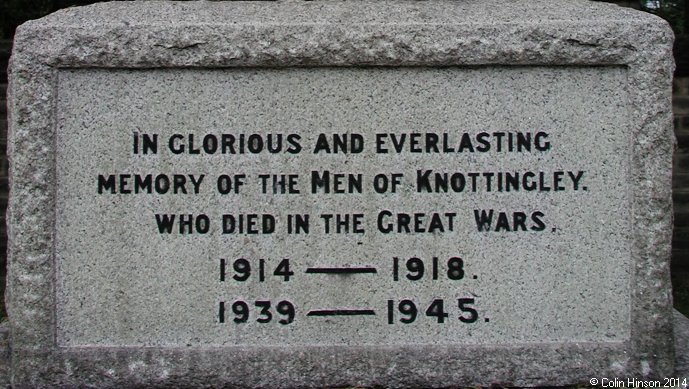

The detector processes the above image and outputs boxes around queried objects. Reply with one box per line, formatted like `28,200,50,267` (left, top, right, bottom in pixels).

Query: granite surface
7,0,675,387
55,66,630,348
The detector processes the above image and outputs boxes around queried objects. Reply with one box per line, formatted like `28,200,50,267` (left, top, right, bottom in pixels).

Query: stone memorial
6,0,679,387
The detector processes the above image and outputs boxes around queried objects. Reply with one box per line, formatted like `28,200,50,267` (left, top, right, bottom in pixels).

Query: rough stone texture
7,1,675,388
0,322,9,389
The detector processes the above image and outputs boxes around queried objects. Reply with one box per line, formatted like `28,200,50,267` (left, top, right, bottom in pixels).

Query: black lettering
538,172,551,191
119,174,131,194
442,133,455,153
534,132,550,151
505,172,519,192
377,210,393,233
141,134,158,154
98,175,116,194
173,175,187,194
513,212,527,231
320,213,364,233
248,134,263,153
286,134,302,154
287,214,310,234
458,133,474,152
427,213,444,233
495,212,511,232
493,132,505,152
397,213,411,233
376,133,389,154
169,134,184,154
416,170,432,192
313,133,331,154
176,214,210,234
569,171,585,190
523,172,537,191
409,133,421,153
531,211,546,231
311,170,330,193
266,134,282,153
553,171,565,191
187,134,200,155
425,133,439,152
134,175,152,193
222,214,275,234
413,213,426,233
203,134,218,154
475,132,490,152
391,134,406,153
474,209,493,232
221,134,236,154
332,134,347,153
155,174,170,193
516,132,530,152
155,214,175,233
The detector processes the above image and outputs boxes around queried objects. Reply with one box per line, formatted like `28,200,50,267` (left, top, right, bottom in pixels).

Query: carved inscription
55,67,631,346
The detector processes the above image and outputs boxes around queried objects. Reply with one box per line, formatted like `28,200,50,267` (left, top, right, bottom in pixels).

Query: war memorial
4,0,687,387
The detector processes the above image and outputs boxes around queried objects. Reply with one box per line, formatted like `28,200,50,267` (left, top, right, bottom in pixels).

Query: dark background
0,0,687,319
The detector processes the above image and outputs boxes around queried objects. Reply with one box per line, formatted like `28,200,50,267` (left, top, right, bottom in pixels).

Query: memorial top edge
8,0,673,69
18,0,668,30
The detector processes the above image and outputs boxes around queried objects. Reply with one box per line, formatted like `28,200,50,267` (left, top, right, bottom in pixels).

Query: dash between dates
219,256,476,282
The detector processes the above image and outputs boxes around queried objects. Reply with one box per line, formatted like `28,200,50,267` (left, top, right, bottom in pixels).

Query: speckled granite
6,1,675,387
54,66,631,348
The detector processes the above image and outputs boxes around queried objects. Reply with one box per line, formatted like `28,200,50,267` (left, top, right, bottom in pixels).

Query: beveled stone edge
6,2,676,387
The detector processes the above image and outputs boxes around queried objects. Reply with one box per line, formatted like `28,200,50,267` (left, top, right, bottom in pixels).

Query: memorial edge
6,1,676,387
